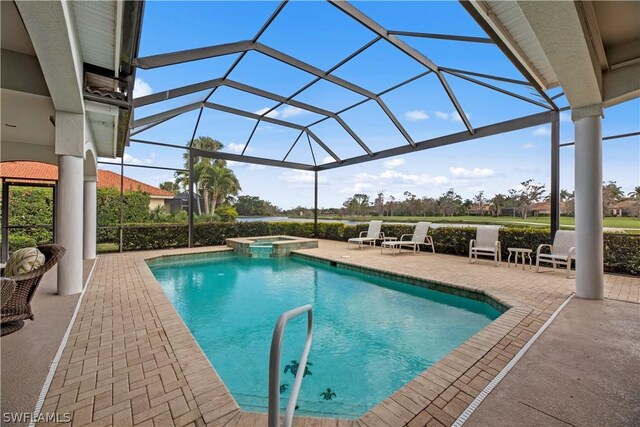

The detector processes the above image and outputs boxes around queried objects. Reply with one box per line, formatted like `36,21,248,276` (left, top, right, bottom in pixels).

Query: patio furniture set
348,221,576,277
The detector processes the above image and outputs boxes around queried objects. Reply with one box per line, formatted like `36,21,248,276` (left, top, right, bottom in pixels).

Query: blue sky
101,1,640,209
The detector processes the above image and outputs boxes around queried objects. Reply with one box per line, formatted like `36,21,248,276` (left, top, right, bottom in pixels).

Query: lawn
319,215,640,230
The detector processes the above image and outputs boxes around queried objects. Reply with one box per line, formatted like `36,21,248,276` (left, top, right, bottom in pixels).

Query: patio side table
507,247,532,270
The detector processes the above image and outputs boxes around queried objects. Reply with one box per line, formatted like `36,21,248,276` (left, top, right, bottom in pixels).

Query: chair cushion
4,247,45,276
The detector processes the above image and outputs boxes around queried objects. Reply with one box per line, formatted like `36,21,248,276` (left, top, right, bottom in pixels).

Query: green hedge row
118,222,639,276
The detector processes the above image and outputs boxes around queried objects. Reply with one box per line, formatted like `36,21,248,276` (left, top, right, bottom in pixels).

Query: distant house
169,192,205,214
528,201,570,216
97,170,174,210
610,200,640,217
465,204,492,216
0,161,174,210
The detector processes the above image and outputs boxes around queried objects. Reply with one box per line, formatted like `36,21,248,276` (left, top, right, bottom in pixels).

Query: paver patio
36,241,639,426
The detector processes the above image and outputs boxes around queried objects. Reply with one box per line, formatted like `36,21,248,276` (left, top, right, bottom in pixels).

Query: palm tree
202,165,241,214
629,186,640,199
174,137,227,215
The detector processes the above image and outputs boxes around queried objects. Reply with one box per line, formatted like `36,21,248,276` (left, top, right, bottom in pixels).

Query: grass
317,215,640,230
97,243,119,253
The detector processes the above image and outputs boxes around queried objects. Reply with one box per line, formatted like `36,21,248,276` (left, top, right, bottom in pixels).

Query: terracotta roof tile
0,161,174,198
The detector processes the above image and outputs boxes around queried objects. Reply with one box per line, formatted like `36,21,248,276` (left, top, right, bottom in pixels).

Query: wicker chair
1,278,16,308
1,244,66,336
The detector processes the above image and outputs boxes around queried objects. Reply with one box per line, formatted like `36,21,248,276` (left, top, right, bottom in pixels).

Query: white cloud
321,156,335,164
341,182,373,193
255,107,279,119
522,143,537,149
449,167,495,178
279,170,327,186
383,158,405,169
404,110,429,121
280,106,307,118
133,78,152,98
100,152,154,165
434,110,468,123
228,160,265,170
353,172,378,182
228,143,249,154
532,126,551,137
380,170,449,186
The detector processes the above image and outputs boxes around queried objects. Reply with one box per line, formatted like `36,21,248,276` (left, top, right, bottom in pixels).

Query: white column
83,179,97,260
574,113,604,299
57,155,84,295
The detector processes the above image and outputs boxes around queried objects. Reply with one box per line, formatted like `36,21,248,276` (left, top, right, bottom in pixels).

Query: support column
574,110,604,299
550,111,560,239
314,170,318,238
57,155,84,295
188,151,194,247
83,179,97,260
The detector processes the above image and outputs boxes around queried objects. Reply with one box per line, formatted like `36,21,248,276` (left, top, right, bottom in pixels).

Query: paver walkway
35,241,639,426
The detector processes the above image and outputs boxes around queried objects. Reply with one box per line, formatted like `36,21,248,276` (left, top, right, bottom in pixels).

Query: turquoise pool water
147,253,501,418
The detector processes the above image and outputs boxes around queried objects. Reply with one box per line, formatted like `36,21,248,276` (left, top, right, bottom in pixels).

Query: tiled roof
611,200,640,209
0,161,174,198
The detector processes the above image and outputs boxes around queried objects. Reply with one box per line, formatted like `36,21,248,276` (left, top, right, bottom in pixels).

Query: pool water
148,253,500,418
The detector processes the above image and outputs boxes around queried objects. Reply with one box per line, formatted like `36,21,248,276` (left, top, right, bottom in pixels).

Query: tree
159,181,179,194
628,186,640,199
342,194,370,216
202,164,241,214
491,193,506,217
472,191,486,215
602,181,624,217
174,136,237,216
386,195,396,216
438,189,463,216
234,196,279,216
373,191,385,216
511,179,546,219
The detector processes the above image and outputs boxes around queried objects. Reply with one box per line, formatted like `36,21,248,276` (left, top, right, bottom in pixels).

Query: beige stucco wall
149,198,168,210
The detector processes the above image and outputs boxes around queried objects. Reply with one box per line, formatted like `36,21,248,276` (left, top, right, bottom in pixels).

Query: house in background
610,200,640,217
0,161,173,210
528,201,571,217
97,169,174,210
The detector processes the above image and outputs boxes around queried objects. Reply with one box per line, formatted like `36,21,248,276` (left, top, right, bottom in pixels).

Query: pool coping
138,246,533,425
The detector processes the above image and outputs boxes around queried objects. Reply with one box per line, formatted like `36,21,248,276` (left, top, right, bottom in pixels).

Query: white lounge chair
347,220,383,249
381,222,434,255
536,230,575,278
469,226,501,266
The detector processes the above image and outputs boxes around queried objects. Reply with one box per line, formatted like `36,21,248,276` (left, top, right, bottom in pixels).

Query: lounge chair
469,226,501,266
381,222,434,255
1,244,66,336
347,220,383,249
535,230,575,278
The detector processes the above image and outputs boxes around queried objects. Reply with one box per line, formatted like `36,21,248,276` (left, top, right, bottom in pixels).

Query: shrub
122,225,188,251
603,233,640,276
215,205,238,222
115,221,639,276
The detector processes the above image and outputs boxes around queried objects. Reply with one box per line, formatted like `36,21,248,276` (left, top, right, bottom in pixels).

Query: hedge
118,221,639,276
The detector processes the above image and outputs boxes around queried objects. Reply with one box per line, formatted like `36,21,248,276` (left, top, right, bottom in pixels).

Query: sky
100,1,640,210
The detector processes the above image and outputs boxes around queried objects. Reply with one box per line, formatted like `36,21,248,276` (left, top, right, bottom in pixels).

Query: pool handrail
268,304,313,427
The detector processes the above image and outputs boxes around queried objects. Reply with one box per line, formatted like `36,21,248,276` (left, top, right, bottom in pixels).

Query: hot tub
225,235,318,257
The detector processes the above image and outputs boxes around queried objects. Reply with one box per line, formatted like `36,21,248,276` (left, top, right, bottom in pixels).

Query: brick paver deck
39,241,639,426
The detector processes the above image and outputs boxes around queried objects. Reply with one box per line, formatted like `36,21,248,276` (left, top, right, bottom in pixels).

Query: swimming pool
147,253,501,418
